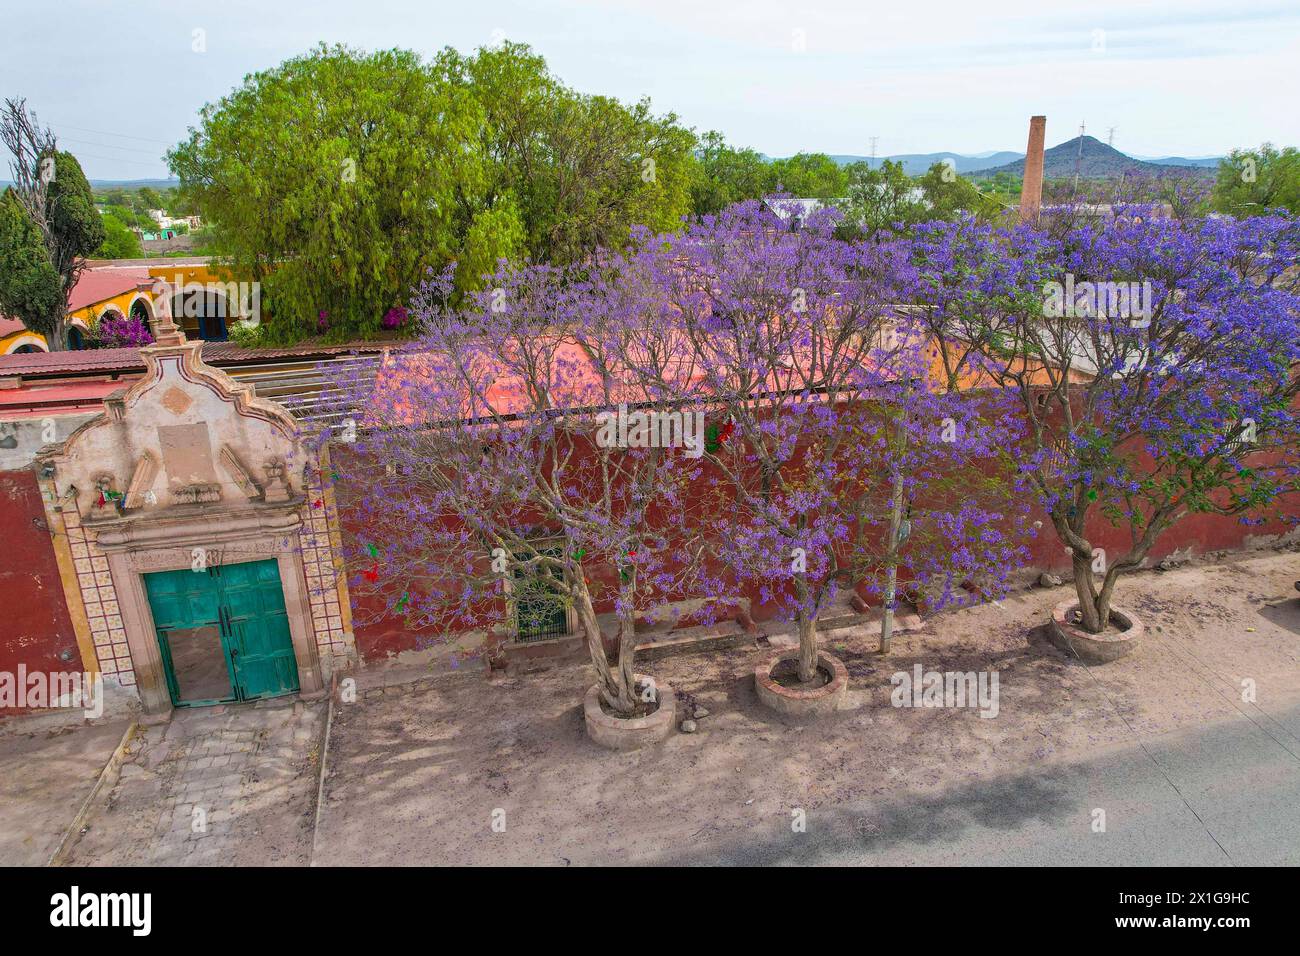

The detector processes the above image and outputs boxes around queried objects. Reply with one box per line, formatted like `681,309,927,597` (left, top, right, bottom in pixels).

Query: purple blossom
96,314,153,348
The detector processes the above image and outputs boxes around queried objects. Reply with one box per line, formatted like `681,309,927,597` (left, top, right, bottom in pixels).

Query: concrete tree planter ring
583,674,676,751
754,651,848,717
1047,599,1142,664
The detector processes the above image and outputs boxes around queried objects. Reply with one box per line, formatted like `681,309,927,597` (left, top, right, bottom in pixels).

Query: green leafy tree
137,186,164,211
1212,144,1300,216
97,187,132,207
168,44,493,343
96,213,143,259
838,159,927,238
915,162,1003,221
169,43,696,343
690,130,772,215
839,160,999,239
0,189,63,336
164,187,199,218
435,41,696,268
767,152,847,199
0,98,106,351
99,202,152,231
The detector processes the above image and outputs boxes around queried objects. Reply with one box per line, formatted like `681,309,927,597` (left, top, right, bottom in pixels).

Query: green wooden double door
144,558,299,707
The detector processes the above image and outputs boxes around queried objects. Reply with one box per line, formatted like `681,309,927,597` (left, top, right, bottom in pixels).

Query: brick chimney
1019,115,1046,222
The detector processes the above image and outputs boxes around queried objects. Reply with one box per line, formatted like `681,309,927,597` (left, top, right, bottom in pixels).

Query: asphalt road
674,701,1300,866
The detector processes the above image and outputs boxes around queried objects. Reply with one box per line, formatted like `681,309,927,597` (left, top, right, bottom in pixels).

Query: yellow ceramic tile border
318,444,356,650
39,479,100,676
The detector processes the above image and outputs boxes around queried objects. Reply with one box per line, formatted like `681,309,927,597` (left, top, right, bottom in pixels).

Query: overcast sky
2,0,1296,180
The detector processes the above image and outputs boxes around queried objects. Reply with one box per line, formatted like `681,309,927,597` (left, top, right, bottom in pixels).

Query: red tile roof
0,346,139,375
0,266,155,342
65,267,155,313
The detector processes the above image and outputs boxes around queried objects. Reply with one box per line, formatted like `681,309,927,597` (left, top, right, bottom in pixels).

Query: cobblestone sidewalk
66,698,324,866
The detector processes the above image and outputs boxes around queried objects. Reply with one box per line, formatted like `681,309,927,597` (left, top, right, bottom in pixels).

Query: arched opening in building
13,343,45,354
66,325,86,350
94,307,129,349
171,289,230,342
130,296,153,326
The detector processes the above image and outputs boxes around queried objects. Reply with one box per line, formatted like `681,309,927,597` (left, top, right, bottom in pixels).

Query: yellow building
1,259,257,354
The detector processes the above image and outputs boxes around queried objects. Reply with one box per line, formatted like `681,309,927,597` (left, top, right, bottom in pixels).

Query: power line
44,121,175,146
54,135,165,157
54,151,168,169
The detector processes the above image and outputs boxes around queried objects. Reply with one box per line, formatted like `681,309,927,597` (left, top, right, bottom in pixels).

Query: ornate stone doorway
37,298,335,718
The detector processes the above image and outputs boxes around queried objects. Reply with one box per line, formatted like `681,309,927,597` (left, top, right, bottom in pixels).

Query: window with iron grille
512,545,570,642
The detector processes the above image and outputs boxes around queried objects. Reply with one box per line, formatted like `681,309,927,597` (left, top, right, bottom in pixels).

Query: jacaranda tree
328,263,713,716
608,201,1031,678
907,210,1300,634
324,198,1035,709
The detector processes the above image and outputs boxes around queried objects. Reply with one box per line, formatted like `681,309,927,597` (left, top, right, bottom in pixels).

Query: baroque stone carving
263,459,292,503
219,446,264,500
122,451,160,511
172,483,222,505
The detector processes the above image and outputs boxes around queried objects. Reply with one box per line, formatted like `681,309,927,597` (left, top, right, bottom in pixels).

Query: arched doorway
130,297,153,326
95,307,129,349
171,290,230,342
66,325,86,350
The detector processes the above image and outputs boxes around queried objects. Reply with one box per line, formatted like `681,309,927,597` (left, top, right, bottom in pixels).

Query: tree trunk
574,583,634,715
879,467,906,655
44,315,67,352
1094,568,1120,631
792,569,820,683
1071,550,1104,633
796,614,819,683
880,567,897,656
615,610,638,712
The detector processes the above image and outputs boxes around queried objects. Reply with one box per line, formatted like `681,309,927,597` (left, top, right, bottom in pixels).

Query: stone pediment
38,307,306,526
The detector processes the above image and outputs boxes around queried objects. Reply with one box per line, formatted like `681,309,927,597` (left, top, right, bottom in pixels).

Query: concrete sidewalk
62,698,324,866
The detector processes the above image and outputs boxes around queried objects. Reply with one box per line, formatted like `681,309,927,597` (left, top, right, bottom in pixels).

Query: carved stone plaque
157,423,216,489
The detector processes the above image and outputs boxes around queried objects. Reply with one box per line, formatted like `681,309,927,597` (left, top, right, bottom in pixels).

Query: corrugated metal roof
0,340,387,377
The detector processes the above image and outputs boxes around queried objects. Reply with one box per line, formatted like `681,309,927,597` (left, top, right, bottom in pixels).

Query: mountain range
971,136,1217,179
0,177,181,190
3,143,1223,191
824,151,1021,174
807,140,1222,177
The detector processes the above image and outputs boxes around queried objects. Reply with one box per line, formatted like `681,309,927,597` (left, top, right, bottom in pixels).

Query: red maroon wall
0,470,82,716
335,423,1299,662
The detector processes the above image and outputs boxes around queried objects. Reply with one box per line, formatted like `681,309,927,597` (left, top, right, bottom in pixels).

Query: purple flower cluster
96,313,153,348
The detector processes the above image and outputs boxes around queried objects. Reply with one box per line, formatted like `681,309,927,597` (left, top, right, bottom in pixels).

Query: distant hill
1142,156,1221,169
0,177,180,190
90,178,180,189
972,136,1214,179
825,152,1022,175
767,145,1222,177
